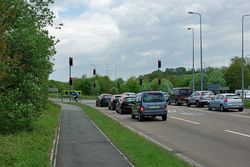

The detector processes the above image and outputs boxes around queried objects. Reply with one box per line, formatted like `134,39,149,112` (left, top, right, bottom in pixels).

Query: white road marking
180,113,195,116
230,114,250,119
224,130,250,138
170,116,200,125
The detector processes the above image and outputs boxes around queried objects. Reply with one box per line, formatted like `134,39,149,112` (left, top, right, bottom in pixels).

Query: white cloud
49,0,250,81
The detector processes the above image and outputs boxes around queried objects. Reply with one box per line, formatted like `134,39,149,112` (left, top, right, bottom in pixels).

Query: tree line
49,56,250,96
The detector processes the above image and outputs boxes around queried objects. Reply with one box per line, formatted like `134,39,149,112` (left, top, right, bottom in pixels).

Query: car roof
217,93,237,96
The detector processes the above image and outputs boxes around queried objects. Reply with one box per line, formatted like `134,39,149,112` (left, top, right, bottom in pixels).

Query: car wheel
108,105,111,110
186,101,190,107
162,115,167,121
168,100,171,105
220,104,225,112
239,108,243,112
131,114,136,119
138,115,144,122
175,100,179,105
196,101,200,107
207,103,212,110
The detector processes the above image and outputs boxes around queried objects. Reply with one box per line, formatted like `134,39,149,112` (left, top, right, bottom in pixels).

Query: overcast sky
48,0,250,82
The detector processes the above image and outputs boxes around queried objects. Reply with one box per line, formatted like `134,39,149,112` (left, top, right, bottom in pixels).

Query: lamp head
188,12,194,14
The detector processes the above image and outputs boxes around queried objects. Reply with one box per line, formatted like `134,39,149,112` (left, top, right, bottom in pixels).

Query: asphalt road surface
81,99,250,167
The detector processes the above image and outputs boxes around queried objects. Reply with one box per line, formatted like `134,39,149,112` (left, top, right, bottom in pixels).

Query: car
186,91,214,107
168,87,192,105
96,94,112,107
131,91,168,122
207,93,243,112
235,89,250,99
108,94,121,110
163,92,170,103
116,94,136,114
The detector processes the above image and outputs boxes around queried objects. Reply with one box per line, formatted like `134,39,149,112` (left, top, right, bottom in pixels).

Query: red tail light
224,98,228,103
164,106,168,112
140,106,144,113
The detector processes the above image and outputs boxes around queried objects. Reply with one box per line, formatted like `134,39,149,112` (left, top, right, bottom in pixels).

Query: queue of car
96,87,245,122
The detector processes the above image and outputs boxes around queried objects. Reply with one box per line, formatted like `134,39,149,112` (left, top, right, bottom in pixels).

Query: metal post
188,28,195,92
242,14,250,98
189,12,203,90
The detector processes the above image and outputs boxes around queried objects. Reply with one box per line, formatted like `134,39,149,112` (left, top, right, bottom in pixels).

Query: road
81,99,250,167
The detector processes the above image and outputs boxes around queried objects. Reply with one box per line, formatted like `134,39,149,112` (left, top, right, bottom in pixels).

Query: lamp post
115,65,119,81
242,14,250,98
189,12,203,91
188,27,195,92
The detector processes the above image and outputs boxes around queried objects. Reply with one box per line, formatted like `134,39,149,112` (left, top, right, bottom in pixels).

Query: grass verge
243,99,250,108
0,102,61,167
77,103,190,167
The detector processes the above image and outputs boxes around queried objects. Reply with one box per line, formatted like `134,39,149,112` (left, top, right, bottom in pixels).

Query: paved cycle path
56,103,132,167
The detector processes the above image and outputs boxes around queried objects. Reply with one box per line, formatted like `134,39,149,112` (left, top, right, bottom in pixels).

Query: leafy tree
207,70,226,87
125,77,141,93
224,57,250,91
191,73,208,91
150,78,173,92
0,0,56,133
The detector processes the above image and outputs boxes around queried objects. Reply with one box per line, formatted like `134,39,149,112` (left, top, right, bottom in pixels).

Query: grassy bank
243,99,250,108
77,103,190,167
0,102,61,167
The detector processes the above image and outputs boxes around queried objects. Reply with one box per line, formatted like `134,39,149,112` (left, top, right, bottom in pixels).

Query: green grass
0,102,61,167
243,99,250,108
77,103,190,167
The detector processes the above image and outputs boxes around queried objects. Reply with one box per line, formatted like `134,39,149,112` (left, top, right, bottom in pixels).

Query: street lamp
242,14,250,98
115,65,119,81
187,27,195,92
189,11,203,91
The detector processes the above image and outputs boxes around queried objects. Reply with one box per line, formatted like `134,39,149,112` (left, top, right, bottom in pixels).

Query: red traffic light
158,60,161,69
69,57,73,66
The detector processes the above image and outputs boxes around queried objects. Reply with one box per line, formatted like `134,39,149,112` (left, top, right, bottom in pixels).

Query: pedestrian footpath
55,103,132,167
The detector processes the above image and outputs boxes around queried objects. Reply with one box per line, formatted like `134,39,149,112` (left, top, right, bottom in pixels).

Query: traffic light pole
69,57,73,102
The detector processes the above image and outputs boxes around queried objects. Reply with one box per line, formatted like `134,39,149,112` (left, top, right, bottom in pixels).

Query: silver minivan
131,91,168,121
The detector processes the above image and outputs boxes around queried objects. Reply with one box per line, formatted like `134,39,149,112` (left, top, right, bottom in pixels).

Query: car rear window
125,97,136,102
180,89,192,96
103,95,111,99
115,96,121,99
226,95,240,99
143,92,165,103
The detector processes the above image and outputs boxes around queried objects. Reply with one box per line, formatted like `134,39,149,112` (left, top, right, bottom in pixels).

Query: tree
224,57,250,91
0,0,56,133
207,70,226,87
150,78,173,92
191,73,208,91
125,77,141,93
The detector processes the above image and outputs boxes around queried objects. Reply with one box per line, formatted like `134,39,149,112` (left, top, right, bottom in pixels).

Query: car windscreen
180,89,192,96
226,95,240,99
125,97,136,102
142,93,165,103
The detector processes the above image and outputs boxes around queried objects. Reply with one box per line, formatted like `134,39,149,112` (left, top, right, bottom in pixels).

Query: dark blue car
131,91,168,121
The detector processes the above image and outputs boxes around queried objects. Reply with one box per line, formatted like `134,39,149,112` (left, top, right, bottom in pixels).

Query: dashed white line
170,116,200,125
180,113,195,116
224,130,250,138
230,114,250,119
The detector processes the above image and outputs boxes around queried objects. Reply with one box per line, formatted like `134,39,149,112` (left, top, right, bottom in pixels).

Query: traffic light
69,57,73,66
69,77,73,86
93,69,96,75
139,78,143,86
158,77,161,85
158,60,161,69
93,81,96,88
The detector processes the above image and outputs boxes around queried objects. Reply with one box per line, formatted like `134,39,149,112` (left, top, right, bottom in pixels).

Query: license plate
149,105,160,109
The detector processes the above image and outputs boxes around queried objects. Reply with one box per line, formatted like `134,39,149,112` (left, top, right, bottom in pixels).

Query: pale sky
48,0,250,82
